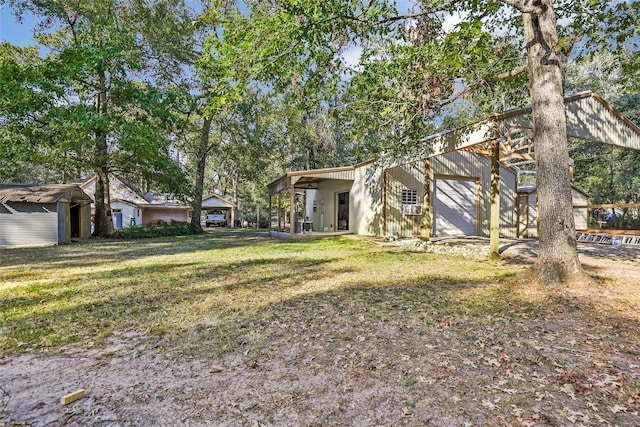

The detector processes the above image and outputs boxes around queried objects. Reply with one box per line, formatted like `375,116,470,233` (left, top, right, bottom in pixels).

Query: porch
267,162,372,239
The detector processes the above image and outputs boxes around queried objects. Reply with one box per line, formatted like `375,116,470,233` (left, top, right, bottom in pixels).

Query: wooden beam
421,158,431,241
278,192,282,232
61,389,85,405
269,196,272,231
489,139,501,259
573,203,640,209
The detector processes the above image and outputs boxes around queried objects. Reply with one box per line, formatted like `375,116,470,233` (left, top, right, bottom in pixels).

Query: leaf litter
0,232,639,426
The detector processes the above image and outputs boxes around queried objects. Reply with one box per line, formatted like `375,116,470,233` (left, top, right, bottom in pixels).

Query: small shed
0,184,93,247
516,182,589,238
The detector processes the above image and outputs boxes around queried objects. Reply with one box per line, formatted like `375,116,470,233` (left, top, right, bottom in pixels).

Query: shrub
112,221,202,239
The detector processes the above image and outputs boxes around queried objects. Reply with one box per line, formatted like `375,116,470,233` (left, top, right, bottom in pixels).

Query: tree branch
341,0,459,26
500,0,546,16
485,64,529,84
439,64,529,109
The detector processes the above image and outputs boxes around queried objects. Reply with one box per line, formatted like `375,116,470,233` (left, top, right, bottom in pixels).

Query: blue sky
0,5,39,47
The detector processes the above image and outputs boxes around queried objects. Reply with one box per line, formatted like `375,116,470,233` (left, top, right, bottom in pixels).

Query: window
402,189,418,205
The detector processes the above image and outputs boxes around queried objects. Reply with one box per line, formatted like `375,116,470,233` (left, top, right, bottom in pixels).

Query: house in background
0,184,92,247
79,175,191,230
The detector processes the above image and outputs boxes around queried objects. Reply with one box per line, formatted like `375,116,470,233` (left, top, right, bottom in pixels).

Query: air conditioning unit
402,204,423,215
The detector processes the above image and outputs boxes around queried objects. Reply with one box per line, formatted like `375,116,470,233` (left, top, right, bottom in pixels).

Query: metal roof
268,160,374,196
0,184,93,204
424,91,640,163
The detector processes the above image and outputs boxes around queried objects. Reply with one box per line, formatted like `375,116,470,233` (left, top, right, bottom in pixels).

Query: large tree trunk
93,165,114,237
232,172,239,228
190,116,213,229
523,2,590,286
92,69,114,238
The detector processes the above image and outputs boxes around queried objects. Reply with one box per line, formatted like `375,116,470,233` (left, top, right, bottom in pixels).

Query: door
70,205,80,237
337,192,349,231
114,210,123,230
433,177,477,236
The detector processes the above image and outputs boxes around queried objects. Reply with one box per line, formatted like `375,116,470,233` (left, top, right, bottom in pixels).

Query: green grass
3,231,640,424
0,232,518,358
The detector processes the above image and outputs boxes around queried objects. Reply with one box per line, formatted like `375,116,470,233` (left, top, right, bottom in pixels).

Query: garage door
434,177,477,236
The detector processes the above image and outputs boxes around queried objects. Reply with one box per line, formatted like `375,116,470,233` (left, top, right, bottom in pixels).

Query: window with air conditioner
401,189,422,215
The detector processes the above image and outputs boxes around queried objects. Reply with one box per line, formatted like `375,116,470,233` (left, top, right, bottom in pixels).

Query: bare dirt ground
1,237,639,426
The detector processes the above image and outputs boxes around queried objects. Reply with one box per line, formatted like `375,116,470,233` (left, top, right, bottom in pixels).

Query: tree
203,0,638,286
1,0,194,236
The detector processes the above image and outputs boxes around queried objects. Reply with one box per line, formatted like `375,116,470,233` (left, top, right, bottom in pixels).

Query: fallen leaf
609,404,627,414
482,399,497,411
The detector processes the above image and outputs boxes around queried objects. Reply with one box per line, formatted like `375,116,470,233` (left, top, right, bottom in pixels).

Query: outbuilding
0,184,92,247
201,193,235,227
516,182,589,238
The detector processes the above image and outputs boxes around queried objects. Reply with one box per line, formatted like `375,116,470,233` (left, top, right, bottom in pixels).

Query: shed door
337,191,349,230
434,178,477,236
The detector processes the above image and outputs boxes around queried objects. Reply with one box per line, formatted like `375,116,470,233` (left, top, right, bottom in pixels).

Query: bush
112,221,203,239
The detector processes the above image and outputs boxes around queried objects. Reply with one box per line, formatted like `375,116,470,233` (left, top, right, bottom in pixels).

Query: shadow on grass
0,232,352,274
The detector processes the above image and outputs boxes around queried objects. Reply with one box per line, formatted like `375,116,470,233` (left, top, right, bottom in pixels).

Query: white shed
0,184,92,247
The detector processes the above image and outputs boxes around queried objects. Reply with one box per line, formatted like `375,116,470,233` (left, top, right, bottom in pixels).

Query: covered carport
201,193,235,227
422,91,640,255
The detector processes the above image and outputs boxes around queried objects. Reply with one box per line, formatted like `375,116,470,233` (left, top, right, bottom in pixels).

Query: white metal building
0,184,92,247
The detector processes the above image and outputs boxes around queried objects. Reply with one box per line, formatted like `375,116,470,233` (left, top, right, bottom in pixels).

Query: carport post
290,183,295,238
278,192,282,232
490,139,501,259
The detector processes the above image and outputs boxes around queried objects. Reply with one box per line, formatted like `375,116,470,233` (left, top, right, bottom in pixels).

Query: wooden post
269,196,272,231
382,169,387,236
490,139,501,259
421,158,431,241
278,192,282,232
289,184,295,238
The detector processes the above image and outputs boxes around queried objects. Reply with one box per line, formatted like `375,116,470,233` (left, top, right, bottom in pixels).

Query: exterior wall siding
111,202,141,229
499,168,517,238
385,151,517,238
386,162,425,238
572,190,589,230
350,166,382,236
520,188,588,238
0,202,59,247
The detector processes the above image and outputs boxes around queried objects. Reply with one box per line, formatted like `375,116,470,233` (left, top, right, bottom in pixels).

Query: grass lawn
1,231,639,425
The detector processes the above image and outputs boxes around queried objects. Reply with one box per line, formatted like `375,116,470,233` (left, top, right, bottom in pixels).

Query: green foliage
112,221,202,239
1,0,194,196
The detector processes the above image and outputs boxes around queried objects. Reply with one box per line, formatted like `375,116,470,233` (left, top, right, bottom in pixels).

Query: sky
0,5,39,47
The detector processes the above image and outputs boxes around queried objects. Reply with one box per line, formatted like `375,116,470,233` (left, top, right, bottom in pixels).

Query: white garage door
434,178,477,236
